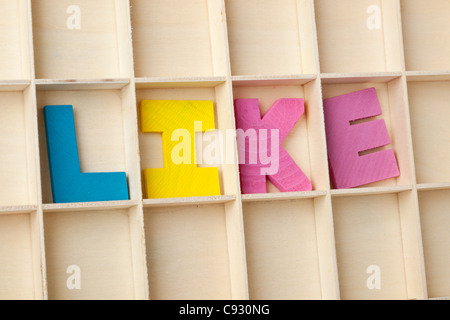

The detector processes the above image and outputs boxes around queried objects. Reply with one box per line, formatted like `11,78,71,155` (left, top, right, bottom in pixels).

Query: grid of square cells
0,0,448,300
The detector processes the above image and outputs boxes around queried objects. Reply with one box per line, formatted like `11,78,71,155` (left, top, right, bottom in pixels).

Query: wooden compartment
143,200,246,300
135,81,239,198
332,191,425,300
321,76,414,189
43,204,146,300
315,0,403,74
0,211,43,300
0,86,39,206
242,196,337,300
36,83,141,204
418,189,450,299
407,80,450,185
225,0,317,76
0,0,32,80
130,0,228,79
31,0,132,80
0,0,448,301
400,0,450,72
232,78,329,195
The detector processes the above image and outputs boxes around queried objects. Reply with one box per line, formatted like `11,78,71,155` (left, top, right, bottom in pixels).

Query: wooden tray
0,0,448,300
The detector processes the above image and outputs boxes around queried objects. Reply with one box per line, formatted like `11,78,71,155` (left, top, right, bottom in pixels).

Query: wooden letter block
141,100,221,198
323,88,400,189
44,105,129,203
234,98,312,194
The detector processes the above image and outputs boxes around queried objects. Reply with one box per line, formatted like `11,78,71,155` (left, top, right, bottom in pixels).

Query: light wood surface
243,199,322,300
0,213,39,299
0,0,31,80
419,190,450,298
315,0,402,74
400,0,450,71
333,193,409,300
225,0,317,76
0,0,446,300
144,203,232,300
32,0,131,79
44,209,139,300
408,81,450,184
131,0,226,78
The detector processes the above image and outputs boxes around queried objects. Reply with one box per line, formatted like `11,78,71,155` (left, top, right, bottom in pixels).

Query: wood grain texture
0,0,439,301
32,0,130,79
0,0,31,80
225,0,311,76
315,0,402,73
0,91,34,206
418,190,450,298
408,81,450,184
0,213,36,299
243,199,322,300
140,100,221,198
323,87,399,189
234,98,312,194
333,194,408,300
130,0,217,78
144,204,232,300
44,209,136,300
401,0,450,71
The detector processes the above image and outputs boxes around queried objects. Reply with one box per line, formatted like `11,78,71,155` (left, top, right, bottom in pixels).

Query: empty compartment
232,79,329,194
0,0,32,80
31,0,132,80
408,80,450,185
243,197,338,300
315,0,403,74
131,0,227,78
418,189,450,299
332,191,425,300
0,87,38,206
136,82,238,199
401,0,450,72
44,205,146,300
0,212,43,300
225,0,317,76
144,202,245,300
36,83,141,203
322,77,413,189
